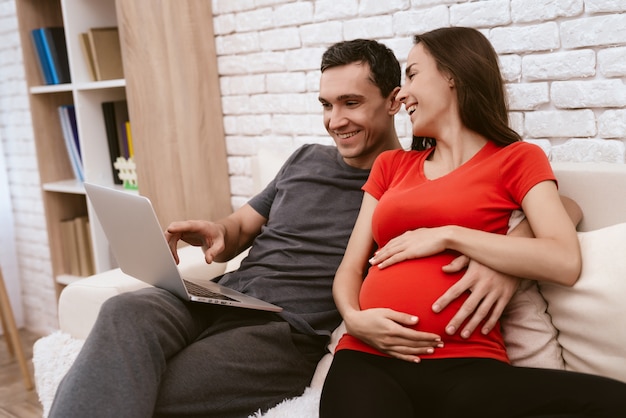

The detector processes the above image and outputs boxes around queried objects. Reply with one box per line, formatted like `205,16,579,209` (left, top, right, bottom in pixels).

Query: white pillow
502,279,565,369
538,222,626,383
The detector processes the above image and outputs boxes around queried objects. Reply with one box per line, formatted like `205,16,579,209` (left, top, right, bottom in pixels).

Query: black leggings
320,350,626,418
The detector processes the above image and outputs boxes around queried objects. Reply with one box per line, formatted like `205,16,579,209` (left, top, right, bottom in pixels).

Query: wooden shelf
17,0,232,299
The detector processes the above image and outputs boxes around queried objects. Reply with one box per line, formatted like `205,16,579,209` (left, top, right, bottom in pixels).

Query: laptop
83,182,282,312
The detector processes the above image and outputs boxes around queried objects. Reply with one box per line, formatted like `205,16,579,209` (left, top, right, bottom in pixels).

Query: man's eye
346,101,359,106
321,102,331,109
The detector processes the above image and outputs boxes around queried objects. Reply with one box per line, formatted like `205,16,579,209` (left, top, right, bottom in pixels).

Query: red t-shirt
335,141,556,362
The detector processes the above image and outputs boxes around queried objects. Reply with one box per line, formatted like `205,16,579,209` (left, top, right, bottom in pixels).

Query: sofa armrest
58,245,228,340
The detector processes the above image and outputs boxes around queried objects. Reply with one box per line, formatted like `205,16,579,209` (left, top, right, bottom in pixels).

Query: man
49,39,522,417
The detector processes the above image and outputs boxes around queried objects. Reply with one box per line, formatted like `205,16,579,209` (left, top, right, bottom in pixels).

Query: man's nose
328,107,347,130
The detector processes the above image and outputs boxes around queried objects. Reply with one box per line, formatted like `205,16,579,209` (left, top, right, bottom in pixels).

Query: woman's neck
424,128,488,179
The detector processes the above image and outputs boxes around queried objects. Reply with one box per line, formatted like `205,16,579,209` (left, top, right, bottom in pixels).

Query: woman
319,27,626,418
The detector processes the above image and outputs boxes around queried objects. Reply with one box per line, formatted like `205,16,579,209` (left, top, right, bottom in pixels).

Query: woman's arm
370,181,581,285
334,193,442,362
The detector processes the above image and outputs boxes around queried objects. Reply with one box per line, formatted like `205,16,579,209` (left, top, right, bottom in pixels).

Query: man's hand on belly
433,256,520,338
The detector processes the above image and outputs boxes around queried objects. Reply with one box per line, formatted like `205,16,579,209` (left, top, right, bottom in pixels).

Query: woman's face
397,43,456,138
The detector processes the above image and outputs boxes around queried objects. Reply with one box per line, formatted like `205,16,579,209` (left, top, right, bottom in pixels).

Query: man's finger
479,299,508,335
441,254,470,273
458,297,495,338
442,293,482,335
432,280,470,313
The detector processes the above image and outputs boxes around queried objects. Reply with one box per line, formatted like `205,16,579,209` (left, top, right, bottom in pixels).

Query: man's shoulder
286,143,342,168
293,143,338,158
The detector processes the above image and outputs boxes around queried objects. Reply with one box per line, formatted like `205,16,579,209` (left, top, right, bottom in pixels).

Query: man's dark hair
320,39,401,98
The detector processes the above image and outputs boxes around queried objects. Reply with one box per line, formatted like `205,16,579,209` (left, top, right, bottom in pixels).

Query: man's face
319,62,398,169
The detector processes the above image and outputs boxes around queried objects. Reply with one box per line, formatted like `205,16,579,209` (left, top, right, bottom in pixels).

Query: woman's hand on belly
343,307,443,363
369,227,448,269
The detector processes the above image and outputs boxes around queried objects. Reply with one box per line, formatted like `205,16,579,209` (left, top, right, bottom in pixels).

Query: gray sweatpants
49,287,326,418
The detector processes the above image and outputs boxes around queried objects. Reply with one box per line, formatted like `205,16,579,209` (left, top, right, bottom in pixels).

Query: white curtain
0,129,24,328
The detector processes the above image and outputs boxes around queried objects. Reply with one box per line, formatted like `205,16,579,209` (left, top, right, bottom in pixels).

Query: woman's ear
448,77,455,88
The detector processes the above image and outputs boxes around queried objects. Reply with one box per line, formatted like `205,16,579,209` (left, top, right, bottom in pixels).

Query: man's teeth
337,131,358,139
407,104,417,115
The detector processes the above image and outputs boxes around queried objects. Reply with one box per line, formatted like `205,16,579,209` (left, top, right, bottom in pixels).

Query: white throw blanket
33,331,323,418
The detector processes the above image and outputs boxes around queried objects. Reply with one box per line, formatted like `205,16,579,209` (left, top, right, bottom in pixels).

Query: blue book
37,28,59,84
30,29,54,85
58,105,84,181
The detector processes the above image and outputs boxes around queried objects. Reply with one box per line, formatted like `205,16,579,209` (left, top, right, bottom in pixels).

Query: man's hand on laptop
165,220,226,264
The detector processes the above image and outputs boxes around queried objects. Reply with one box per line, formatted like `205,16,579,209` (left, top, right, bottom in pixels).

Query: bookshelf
16,0,232,298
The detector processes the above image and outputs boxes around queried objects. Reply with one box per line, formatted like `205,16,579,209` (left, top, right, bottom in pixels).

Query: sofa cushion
538,222,626,383
502,280,564,369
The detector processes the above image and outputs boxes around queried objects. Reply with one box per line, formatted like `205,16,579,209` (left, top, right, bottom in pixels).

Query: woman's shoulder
495,140,550,163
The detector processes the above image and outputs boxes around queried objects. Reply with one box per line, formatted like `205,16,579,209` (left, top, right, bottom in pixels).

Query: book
87,27,124,81
79,32,97,81
101,99,130,184
58,105,84,181
30,27,71,85
74,216,94,276
101,101,120,183
43,27,71,83
114,100,130,158
30,28,54,84
60,216,95,277
60,218,80,276
125,121,134,158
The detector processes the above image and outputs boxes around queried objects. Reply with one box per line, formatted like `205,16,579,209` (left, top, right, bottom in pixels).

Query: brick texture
0,0,624,332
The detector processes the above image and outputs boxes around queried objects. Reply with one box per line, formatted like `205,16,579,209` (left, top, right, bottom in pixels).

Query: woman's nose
397,85,408,103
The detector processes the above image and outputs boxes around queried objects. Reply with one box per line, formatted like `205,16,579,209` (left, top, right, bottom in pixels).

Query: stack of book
58,104,84,182
79,27,124,81
30,27,71,85
102,99,133,184
60,216,95,277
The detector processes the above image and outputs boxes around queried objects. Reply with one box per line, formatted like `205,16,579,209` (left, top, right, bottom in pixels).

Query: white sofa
33,152,626,418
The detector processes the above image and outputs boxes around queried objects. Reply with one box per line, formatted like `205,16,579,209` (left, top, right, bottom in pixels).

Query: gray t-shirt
217,144,370,336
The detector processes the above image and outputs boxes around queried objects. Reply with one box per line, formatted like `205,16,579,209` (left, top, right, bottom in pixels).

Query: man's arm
165,204,267,265
431,195,583,338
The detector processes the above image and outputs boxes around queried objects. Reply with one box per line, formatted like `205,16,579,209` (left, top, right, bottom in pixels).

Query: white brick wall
0,0,624,332
214,0,626,205
0,0,57,334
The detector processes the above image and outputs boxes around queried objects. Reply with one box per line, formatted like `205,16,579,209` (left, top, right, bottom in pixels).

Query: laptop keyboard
183,279,238,301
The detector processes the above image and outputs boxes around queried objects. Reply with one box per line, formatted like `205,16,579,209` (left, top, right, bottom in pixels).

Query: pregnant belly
359,253,466,335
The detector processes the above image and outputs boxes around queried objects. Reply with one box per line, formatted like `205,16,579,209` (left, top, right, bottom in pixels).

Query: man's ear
388,86,402,115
